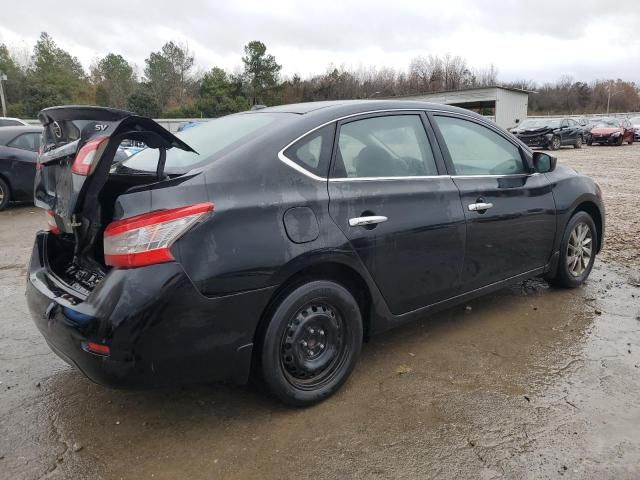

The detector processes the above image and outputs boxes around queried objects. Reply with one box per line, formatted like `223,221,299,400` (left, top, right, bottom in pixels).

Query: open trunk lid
35,105,196,271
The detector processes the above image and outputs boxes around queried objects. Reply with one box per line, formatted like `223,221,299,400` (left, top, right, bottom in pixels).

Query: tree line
0,32,638,119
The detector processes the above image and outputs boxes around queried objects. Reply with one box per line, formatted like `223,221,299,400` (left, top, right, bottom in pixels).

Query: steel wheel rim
576,136,582,147
0,183,4,202
552,136,561,149
567,222,593,277
280,301,349,390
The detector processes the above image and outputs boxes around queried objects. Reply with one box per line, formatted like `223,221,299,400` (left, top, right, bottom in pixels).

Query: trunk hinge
156,147,168,181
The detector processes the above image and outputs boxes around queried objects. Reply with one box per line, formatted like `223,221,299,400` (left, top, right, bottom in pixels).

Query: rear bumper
26,231,276,387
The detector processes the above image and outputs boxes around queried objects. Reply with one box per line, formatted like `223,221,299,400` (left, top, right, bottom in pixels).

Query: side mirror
532,151,557,173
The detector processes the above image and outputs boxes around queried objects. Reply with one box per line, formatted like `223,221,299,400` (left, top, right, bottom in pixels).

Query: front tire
0,177,10,211
259,280,363,406
616,135,624,146
549,211,597,288
550,135,561,150
586,138,593,146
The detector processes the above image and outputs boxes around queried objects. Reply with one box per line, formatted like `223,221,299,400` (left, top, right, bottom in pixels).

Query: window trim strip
277,108,525,181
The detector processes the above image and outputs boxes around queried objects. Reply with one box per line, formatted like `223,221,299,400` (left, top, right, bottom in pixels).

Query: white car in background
0,117,29,127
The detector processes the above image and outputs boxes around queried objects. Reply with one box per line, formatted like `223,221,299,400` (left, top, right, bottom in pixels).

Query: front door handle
349,215,388,227
468,202,494,212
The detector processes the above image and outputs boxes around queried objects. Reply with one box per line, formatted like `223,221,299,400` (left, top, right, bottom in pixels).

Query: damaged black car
511,118,584,150
26,102,604,406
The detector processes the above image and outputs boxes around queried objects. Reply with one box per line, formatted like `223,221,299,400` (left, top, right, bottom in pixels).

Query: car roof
253,99,491,129
257,99,480,117
0,125,43,145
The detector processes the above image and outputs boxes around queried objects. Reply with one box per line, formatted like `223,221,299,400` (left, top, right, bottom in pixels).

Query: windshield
517,119,561,129
121,113,289,172
592,118,620,128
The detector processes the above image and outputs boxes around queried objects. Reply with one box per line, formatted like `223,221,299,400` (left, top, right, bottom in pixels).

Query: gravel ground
555,142,640,266
0,143,639,479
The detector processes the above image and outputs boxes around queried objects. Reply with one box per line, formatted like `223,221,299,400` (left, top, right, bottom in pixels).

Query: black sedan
26,102,604,406
0,125,43,210
511,118,584,150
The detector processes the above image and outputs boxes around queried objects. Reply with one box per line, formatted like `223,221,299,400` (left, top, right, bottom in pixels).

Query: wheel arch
0,173,12,206
253,260,374,358
0,172,12,194
571,201,603,253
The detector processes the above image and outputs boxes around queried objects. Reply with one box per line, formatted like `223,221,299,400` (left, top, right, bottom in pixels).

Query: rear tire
573,135,583,149
259,280,363,407
549,211,597,288
0,177,10,211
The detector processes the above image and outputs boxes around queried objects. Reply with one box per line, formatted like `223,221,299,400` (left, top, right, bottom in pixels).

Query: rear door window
283,124,335,177
333,115,437,178
8,133,40,151
434,115,526,176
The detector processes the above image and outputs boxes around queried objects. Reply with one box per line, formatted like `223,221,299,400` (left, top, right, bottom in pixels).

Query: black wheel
0,177,10,211
573,135,583,149
549,211,597,288
586,138,593,146
628,138,633,145
615,135,623,146
549,135,561,150
259,280,362,406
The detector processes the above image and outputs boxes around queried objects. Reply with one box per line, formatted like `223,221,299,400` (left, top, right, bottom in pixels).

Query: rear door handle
349,215,388,227
468,202,494,212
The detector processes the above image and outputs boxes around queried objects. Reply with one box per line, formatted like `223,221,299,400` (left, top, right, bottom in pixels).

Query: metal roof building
387,86,529,129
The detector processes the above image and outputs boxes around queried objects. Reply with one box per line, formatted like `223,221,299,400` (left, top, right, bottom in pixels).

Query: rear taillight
72,136,109,176
46,209,60,235
103,203,214,268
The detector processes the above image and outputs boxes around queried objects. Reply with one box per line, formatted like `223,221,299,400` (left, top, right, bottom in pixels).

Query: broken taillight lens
103,203,214,268
72,136,109,176
46,209,60,235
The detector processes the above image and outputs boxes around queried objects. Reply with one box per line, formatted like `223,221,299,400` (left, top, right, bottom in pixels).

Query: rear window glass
0,119,23,127
121,113,289,172
8,133,40,151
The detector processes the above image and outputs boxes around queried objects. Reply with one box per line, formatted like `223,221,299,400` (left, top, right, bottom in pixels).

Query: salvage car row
510,115,639,150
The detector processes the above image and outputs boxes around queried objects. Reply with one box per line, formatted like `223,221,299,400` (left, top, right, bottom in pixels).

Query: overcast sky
1,0,639,84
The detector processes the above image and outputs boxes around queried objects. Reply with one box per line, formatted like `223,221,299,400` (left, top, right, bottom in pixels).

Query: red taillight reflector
72,136,109,176
104,202,214,268
46,209,60,235
83,341,110,356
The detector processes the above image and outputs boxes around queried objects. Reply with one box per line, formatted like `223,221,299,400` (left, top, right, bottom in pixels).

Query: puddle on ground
1,261,639,479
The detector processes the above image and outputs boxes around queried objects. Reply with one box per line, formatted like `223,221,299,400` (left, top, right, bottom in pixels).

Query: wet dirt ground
1,144,639,479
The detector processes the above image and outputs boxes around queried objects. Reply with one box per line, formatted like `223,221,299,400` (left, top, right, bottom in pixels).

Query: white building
389,86,529,130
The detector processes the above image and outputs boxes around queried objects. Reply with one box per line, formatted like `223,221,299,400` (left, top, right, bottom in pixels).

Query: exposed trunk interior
35,106,196,297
